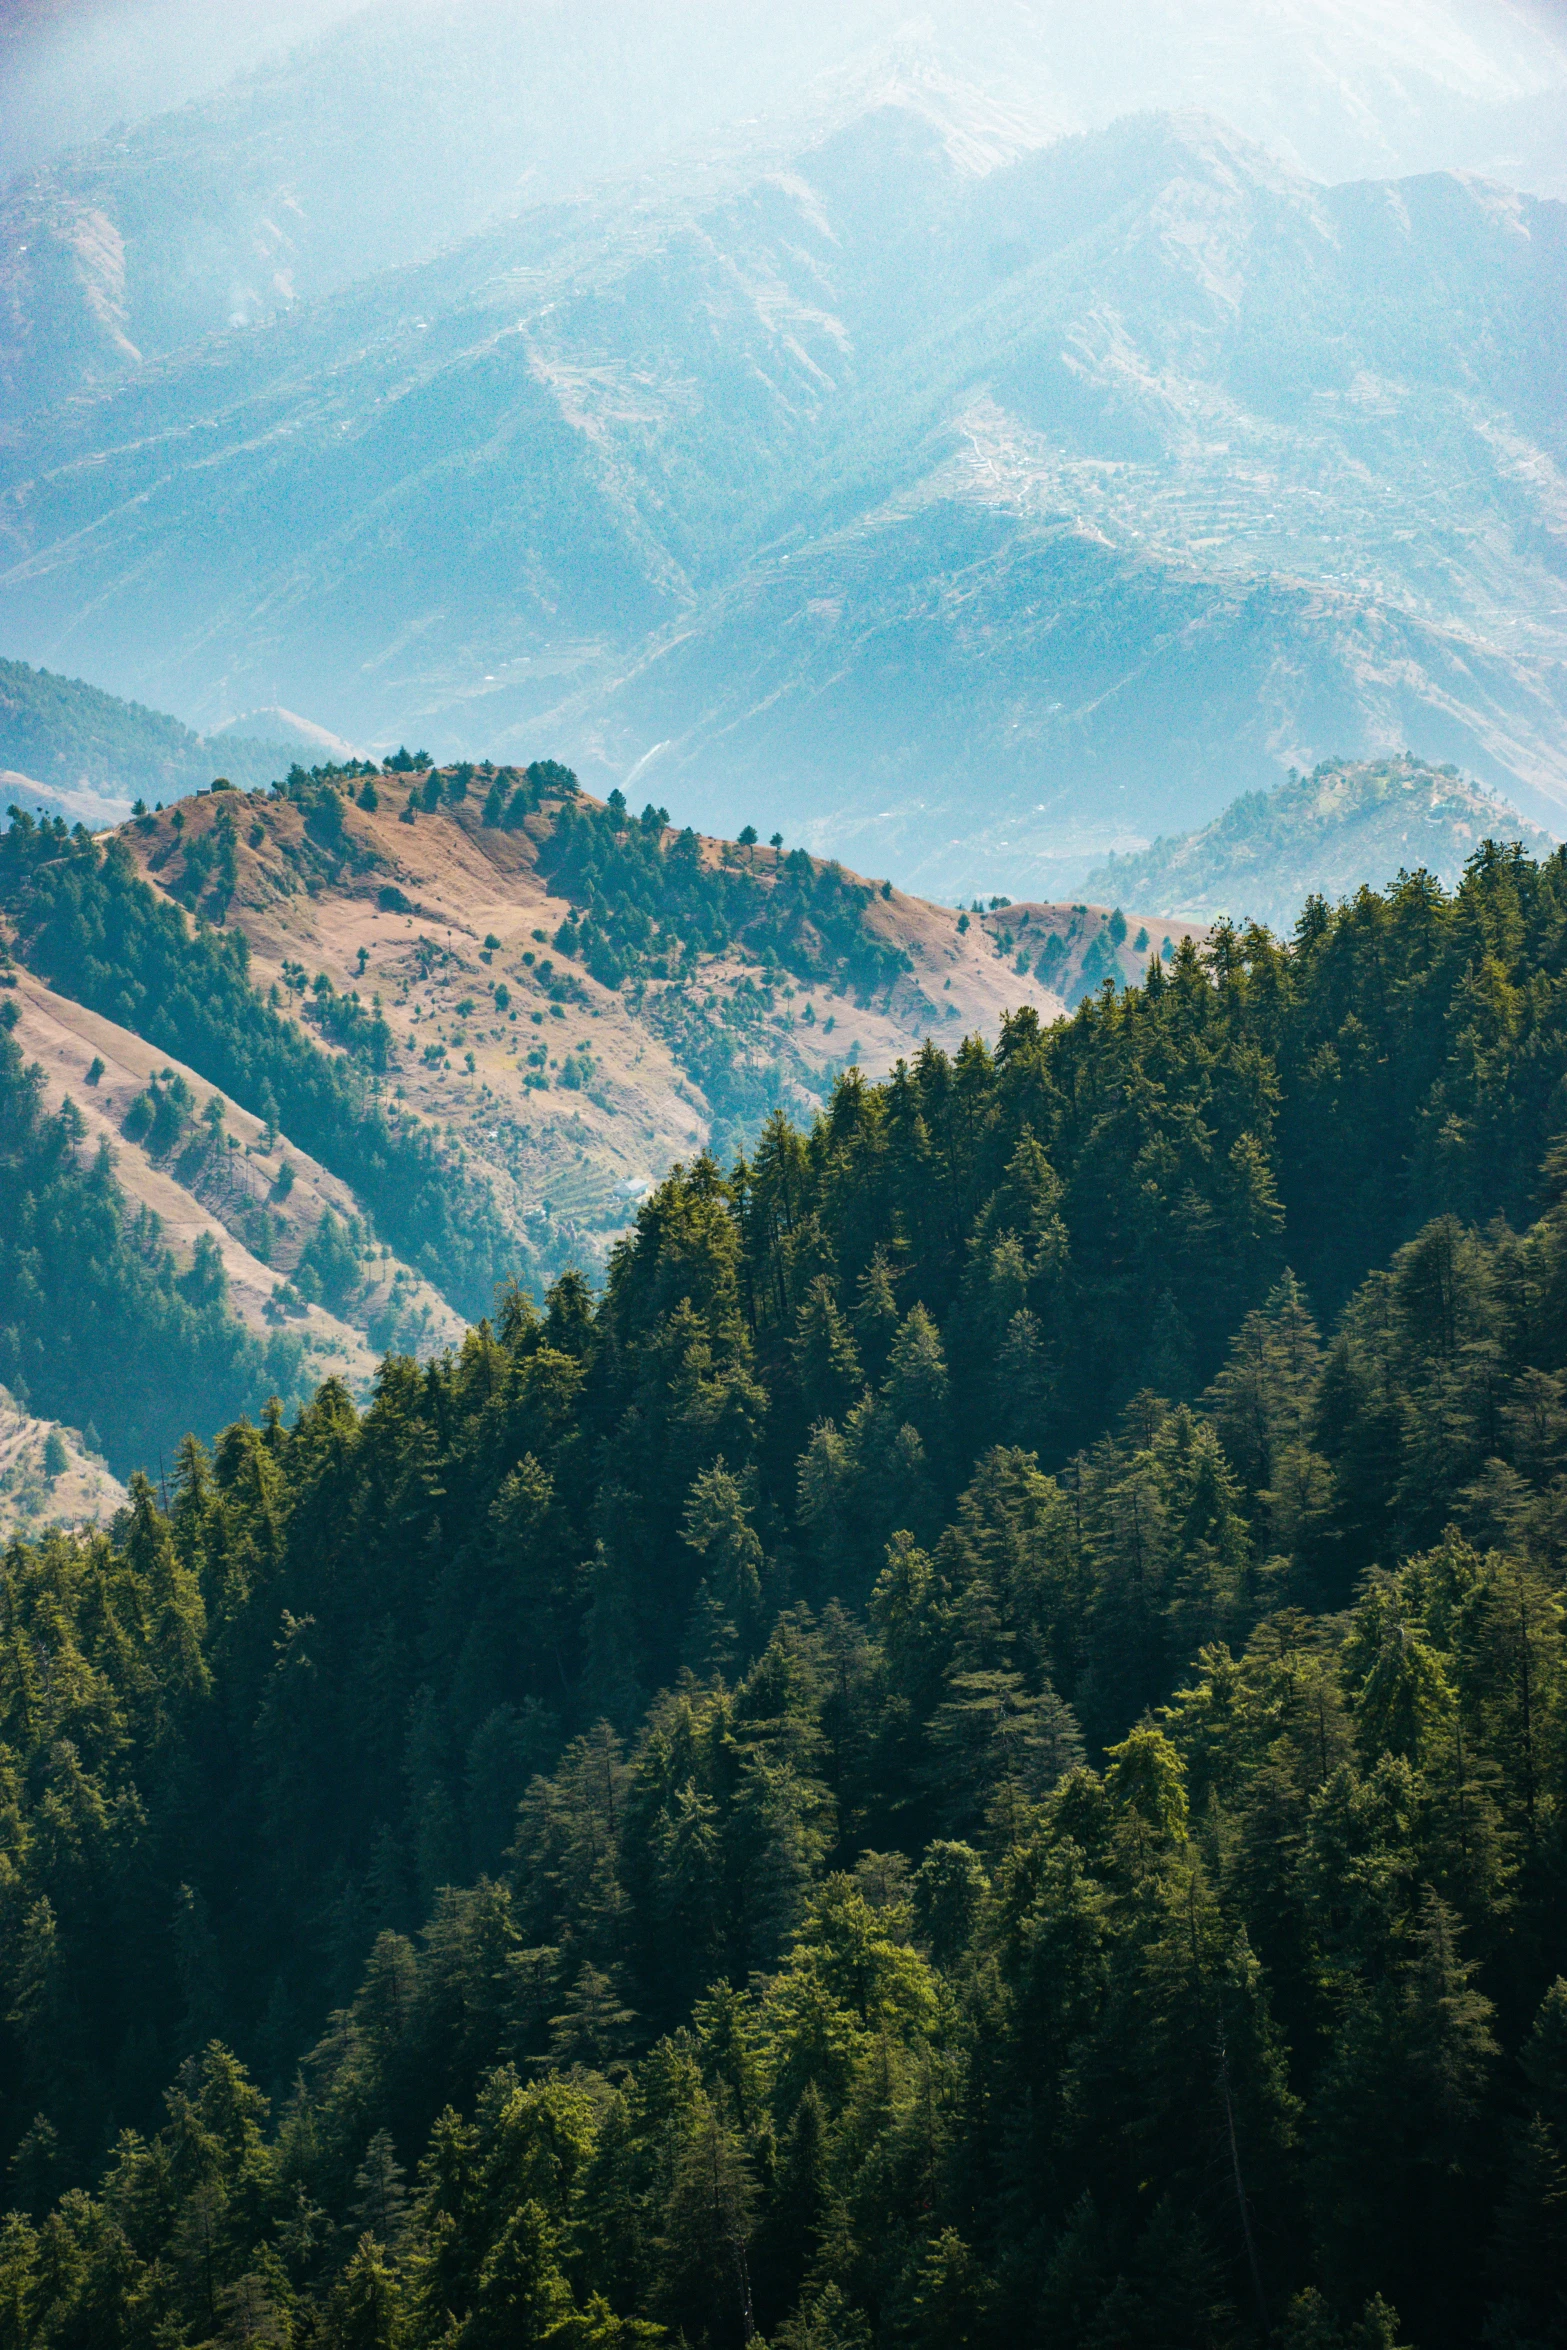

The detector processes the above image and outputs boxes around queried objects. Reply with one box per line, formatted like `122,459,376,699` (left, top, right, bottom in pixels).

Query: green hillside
0,656,294,805
1086,754,1559,927
0,841,1565,2345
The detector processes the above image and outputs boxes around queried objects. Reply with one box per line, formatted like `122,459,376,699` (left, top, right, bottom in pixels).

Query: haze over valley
2,0,1565,894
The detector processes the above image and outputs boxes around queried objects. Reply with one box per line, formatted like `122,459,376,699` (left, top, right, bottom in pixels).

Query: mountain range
8,0,1566,392
2,17,1566,896
5,19,1567,2324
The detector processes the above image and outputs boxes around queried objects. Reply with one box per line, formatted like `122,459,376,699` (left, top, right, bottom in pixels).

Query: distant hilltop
212,706,364,762
1085,755,1560,929
0,656,300,813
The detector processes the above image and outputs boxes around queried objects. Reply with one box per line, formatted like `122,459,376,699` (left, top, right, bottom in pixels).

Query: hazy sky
3,0,1566,193
0,0,372,180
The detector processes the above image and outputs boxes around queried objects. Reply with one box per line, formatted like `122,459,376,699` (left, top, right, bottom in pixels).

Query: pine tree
351,2130,408,2246
793,1276,863,1424
852,1249,900,1384
326,2233,404,2349
683,1460,765,1655
658,2093,758,2345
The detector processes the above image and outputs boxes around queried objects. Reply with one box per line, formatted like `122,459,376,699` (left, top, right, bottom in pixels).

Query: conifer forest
0,833,1564,2346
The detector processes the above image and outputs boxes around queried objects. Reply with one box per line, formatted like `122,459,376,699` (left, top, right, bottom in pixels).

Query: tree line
537,791,911,1002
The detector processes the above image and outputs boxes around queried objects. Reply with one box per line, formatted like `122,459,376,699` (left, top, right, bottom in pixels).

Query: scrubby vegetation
537,790,911,1002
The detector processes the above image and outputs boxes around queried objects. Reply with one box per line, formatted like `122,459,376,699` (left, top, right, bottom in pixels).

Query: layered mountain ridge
5,0,1565,399
2,95,1564,893
4,14,1567,2332
0,654,299,823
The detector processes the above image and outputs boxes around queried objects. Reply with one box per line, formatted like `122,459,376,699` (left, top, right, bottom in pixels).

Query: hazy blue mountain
1083,753,1558,927
0,0,898,413
211,706,363,761
0,656,295,805
4,94,1563,895
5,0,1563,415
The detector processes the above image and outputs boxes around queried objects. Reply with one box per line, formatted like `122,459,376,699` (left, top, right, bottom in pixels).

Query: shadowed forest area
1,844,1566,2345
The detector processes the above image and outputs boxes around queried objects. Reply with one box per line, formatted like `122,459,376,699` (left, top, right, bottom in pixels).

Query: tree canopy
1,840,1567,2345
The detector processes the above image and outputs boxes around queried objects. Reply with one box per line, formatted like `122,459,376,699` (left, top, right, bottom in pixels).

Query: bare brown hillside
113,774,1203,1276
0,1383,127,1541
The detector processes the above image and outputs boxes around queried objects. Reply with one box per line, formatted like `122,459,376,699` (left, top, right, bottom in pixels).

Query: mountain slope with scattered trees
1086,754,1559,928
0,999,306,1472
99,755,1077,1263
0,841,1565,2345
0,759,1088,1488
0,806,528,1325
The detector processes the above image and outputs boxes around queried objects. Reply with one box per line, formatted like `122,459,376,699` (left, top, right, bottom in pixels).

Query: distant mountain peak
213,707,362,761
803,43,1068,176
1083,752,1561,928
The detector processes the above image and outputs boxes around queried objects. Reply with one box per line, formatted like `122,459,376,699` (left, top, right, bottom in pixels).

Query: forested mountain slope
0,657,295,815
1,839,1566,2345
0,1003,302,1481
3,956,463,1421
